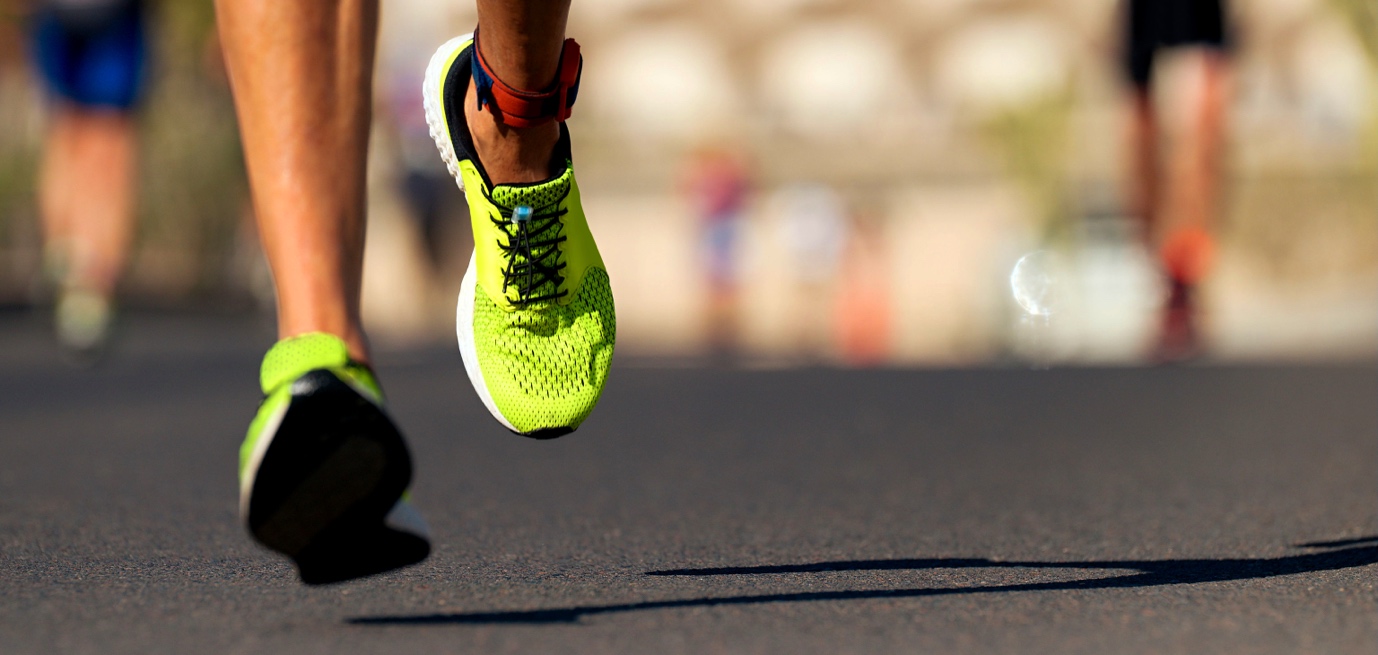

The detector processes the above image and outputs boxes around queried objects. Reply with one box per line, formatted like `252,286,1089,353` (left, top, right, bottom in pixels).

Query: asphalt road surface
1,312,1375,654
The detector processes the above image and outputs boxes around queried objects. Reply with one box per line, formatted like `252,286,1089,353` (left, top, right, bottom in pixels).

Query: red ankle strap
472,32,582,129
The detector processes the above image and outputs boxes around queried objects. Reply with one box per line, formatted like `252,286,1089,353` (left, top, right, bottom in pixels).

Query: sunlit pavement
0,310,1374,654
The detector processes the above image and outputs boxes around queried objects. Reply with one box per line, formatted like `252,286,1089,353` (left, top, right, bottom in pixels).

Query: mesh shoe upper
465,167,616,434
470,252,615,433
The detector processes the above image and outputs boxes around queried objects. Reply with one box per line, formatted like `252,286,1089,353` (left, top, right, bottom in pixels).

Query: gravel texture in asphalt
0,313,1374,654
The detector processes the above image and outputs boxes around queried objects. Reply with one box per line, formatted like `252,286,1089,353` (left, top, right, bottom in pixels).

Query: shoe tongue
259,332,351,394
488,163,573,210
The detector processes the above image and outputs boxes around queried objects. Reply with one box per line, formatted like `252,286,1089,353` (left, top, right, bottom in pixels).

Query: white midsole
426,32,521,434
423,32,474,194
456,253,518,432
384,500,430,539
238,401,289,521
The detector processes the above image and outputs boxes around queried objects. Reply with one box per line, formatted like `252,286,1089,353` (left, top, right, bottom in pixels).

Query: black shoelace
486,189,569,307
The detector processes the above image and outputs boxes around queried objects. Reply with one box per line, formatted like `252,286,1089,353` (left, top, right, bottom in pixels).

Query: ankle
463,81,560,185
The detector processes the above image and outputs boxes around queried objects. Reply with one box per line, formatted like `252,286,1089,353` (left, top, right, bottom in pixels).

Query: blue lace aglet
512,206,533,224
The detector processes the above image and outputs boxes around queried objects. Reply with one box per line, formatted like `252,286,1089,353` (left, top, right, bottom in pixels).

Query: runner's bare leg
215,0,578,362
467,0,572,184
214,0,378,363
1164,51,1228,242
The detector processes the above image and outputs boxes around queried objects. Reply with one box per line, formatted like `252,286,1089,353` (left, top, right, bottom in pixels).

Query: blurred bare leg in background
39,107,137,301
1127,49,1229,248
215,0,379,363
1160,51,1227,278
39,107,137,359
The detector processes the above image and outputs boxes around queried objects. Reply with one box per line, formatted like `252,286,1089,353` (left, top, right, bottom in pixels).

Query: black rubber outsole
245,370,429,585
520,427,574,440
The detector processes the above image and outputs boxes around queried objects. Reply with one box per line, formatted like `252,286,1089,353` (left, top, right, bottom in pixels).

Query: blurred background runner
28,0,148,359
1122,0,1233,361
682,145,750,358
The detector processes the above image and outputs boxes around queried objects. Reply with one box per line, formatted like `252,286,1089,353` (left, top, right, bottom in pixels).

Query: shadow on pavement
349,538,1377,626
1295,536,1378,549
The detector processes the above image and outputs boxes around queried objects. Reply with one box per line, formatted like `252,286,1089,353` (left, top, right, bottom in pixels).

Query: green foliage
1327,0,1378,65
133,2,247,296
978,85,1077,245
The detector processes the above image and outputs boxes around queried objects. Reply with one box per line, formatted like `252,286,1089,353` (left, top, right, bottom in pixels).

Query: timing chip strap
472,31,582,128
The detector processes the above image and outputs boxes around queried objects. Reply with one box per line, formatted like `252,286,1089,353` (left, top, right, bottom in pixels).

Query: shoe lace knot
486,187,570,307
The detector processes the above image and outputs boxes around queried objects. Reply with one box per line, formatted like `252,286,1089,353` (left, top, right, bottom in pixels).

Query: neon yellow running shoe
239,333,430,584
423,33,615,438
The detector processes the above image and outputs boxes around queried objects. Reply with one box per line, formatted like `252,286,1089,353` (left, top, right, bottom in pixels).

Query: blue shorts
30,1,148,110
